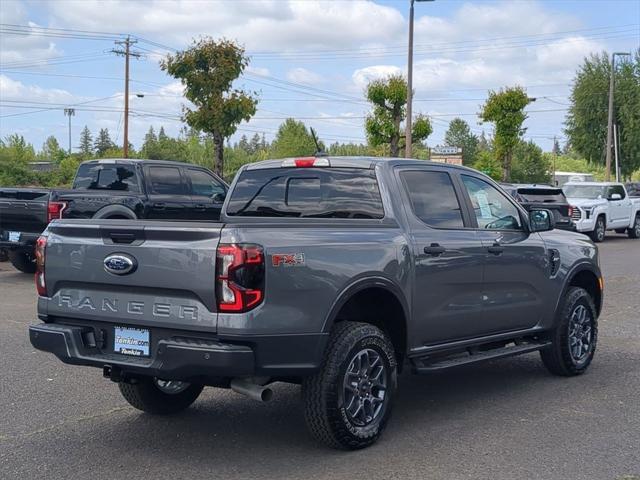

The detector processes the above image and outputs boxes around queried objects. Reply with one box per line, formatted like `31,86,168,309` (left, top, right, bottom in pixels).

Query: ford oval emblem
103,253,137,275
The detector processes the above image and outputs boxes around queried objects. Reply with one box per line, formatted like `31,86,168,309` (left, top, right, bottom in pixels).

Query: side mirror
529,209,555,232
610,193,622,200
212,192,226,203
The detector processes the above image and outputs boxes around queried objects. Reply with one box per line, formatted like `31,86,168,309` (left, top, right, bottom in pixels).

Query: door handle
153,203,165,209
194,204,206,210
487,243,504,255
424,243,446,256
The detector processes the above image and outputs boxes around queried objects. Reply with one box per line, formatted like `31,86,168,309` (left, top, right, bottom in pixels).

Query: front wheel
8,250,36,273
628,214,640,239
302,322,397,450
119,377,203,414
589,215,606,243
540,287,598,376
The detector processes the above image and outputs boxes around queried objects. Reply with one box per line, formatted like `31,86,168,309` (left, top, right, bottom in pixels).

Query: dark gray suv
29,157,603,449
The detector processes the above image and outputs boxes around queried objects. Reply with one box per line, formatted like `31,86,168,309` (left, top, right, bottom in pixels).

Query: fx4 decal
272,253,305,267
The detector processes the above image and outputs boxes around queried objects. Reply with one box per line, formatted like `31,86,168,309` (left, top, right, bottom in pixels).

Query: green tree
477,130,492,153
444,118,479,166
472,150,501,181
364,74,432,157
270,118,318,159
552,137,562,155
565,49,640,178
238,134,250,153
94,128,115,157
78,126,93,158
511,140,552,184
161,37,258,175
40,136,65,163
480,86,532,181
249,133,261,154
0,135,37,186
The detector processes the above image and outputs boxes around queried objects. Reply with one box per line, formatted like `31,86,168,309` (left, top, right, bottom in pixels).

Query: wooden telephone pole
112,36,141,158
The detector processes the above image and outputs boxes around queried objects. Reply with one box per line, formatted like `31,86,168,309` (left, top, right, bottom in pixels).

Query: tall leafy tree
480,86,532,181
511,140,552,184
444,118,479,165
78,126,94,158
364,75,432,157
565,49,640,179
94,128,115,157
40,136,65,163
161,37,258,175
270,118,319,158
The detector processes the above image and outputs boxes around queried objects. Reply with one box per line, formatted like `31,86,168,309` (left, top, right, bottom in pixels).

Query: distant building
429,146,463,166
28,161,56,172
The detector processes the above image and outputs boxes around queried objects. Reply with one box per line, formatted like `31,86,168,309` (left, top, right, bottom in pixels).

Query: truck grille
571,207,581,221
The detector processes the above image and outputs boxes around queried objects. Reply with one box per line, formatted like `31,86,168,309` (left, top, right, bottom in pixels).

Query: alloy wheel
568,304,593,364
342,348,388,427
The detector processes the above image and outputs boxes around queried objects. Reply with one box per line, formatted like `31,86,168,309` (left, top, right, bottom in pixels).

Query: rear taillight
568,206,573,217
47,201,67,223
216,244,264,313
35,236,47,296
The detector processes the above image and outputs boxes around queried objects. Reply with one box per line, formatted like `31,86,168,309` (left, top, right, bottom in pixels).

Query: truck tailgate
0,188,49,234
42,220,222,332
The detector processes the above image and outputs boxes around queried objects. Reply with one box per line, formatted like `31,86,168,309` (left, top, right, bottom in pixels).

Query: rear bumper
29,322,328,381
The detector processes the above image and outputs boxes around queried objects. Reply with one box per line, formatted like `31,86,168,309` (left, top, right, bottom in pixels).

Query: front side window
607,185,626,200
187,169,226,197
401,170,464,228
147,166,185,195
462,175,523,230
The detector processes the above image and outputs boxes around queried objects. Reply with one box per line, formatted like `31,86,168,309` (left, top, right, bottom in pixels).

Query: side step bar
412,341,551,373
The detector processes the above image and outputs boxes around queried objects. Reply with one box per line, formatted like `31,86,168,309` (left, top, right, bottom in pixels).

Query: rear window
226,168,384,219
517,188,566,203
73,164,139,192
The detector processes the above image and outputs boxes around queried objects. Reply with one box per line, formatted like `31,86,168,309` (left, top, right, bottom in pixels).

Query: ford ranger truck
29,156,603,450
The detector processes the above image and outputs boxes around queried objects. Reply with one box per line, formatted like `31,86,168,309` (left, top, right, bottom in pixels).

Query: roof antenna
310,127,328,157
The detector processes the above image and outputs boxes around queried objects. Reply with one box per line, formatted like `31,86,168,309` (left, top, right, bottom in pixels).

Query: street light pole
63,108,75,155
405,0,434,159
606,52,631,181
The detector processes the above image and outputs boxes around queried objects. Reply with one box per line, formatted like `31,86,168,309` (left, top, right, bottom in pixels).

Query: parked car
501,183,575,231
563,182,640,242
30,156,603,450
0,159,227,273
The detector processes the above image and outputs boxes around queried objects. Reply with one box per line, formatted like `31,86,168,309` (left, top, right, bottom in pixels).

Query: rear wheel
119,377,203,414
628,214,640,239
541,287,598,376
8,250,36,273
302,322,397,450
589,215,606,243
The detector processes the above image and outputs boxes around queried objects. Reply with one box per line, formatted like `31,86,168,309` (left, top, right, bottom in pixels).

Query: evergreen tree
552,137,561,155
158,126,169,142
94,128,115,157
249,133,261,154
238,134,250,153
78,126,94,158
444,118,479,166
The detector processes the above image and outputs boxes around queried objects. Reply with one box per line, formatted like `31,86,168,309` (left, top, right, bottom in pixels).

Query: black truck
501,183,575,231
0,159,227,272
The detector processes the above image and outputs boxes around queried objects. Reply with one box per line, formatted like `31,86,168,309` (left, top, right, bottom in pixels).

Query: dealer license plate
114,326,150,357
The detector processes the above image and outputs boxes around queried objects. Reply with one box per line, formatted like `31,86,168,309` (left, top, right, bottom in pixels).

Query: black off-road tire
8,250,36,273
119,378,204,415
541,287,598,376
302,321,397,450
588,215,606,243
627,214,640,239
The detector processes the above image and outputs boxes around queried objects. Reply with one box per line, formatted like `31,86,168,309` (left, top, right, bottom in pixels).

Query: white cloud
286,67,323,85
0,75,75,104
352,65,403,91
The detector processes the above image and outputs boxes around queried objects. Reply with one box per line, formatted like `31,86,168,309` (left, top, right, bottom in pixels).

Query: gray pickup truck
29,156,603,450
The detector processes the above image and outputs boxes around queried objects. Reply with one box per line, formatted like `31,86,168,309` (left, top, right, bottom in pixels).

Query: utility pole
63,108,75,154
405,0,434,159
613,123,620,182
112,36,141,158
606,52,631,181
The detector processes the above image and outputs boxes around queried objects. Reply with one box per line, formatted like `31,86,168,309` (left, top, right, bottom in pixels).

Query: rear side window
73,164,139,192
226,168,384,219
401,170,464,228
147,166,185,195
517,188,566,203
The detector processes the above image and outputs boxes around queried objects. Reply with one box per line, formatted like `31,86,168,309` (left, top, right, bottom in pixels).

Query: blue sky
1,0,638,154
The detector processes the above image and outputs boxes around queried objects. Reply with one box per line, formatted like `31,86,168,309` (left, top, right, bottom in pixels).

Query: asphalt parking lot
1,235,639,480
